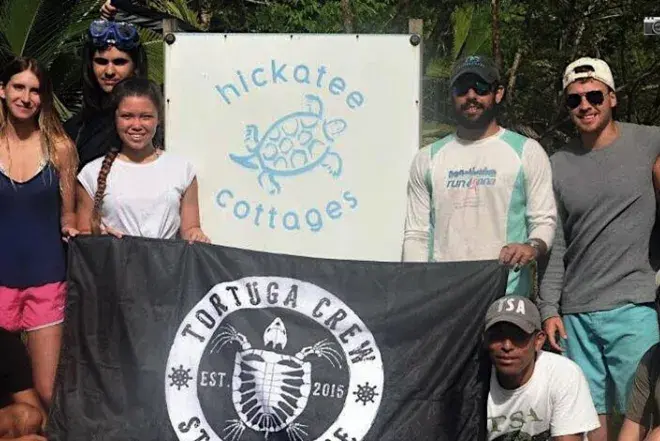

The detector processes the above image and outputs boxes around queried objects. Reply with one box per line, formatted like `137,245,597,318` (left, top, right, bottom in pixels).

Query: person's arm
56,138,80,239
402,149,432,261
101,0,169,20
618,418,647,441
549,360,601,439
617,346,657,441
521,140,557,253
180,177,210,243
538,193,568,351
76,181,94,235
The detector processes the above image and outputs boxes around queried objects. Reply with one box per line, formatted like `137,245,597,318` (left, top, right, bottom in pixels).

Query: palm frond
451,4,473,60
138,28,165,85
147,0,204,30
27,0,102,68
0,0,40,56
462,4,492,57
54,93,74,121
61,0,105,41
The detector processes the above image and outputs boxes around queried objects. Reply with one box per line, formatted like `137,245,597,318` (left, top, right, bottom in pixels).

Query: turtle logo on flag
214,317,341,440
165,277,383,441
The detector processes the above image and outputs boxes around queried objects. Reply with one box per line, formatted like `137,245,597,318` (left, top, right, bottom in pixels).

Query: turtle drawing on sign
210,317,343,441
228,94,348,195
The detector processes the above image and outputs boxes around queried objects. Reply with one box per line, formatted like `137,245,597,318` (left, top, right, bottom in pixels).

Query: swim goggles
88,19,140,51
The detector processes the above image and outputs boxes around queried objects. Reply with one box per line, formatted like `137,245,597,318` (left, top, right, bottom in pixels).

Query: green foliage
426,2,492,79
1,0,658,148
147,0,204,30
0,0,167,120
0,0,106,119
451,3,491,60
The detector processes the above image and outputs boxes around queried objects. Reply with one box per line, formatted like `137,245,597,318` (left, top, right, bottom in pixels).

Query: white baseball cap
562,57,615,91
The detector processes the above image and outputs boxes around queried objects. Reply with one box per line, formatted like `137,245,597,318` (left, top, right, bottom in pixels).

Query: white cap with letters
562,57,615,91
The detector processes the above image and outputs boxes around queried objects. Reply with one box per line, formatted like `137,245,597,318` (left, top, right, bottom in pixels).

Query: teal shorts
562,303,660,414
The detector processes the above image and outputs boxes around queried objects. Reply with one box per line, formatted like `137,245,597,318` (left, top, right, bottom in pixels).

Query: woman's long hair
0,57,77,188
81,41,148,119
91,77,163,234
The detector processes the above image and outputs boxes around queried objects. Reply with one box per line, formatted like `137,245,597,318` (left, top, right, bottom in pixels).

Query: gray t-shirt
538,122,660,319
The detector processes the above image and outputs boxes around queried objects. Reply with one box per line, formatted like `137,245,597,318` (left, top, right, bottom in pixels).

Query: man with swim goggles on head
63,5,148,169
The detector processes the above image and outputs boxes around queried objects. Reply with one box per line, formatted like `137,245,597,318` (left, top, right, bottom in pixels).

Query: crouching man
485,296,600,440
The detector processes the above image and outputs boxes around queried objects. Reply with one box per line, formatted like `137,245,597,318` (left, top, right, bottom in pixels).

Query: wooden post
162,18,180,35
408,18,423,36
408,19,424,149
161,18,180,141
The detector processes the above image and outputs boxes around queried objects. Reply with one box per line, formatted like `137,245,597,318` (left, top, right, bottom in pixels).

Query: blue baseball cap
450,55,500,86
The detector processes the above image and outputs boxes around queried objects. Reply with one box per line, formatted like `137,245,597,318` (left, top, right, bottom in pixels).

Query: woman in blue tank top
0,57,79,408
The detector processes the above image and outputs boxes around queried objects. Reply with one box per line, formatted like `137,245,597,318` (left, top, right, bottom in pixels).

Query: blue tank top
0,163,66,288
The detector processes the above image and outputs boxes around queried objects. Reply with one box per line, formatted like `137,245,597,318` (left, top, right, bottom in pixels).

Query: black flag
48,236,507,441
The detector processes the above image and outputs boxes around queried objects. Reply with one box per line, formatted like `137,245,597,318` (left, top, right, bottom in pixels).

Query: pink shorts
0,282,67,332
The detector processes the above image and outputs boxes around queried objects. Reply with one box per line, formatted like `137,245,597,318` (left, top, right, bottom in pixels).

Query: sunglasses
89,20,139,51
565,90,605,109
452,79,493,97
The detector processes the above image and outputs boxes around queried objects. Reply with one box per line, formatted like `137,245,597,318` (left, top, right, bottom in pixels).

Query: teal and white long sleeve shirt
403,127,557,296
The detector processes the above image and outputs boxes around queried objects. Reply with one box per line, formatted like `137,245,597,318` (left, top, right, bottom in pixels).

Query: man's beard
454,99,497,129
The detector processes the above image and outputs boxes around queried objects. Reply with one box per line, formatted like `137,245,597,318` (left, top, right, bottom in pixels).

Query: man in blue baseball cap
403,55,556,297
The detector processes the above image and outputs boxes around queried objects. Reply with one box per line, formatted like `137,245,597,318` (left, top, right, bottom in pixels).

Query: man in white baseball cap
539,56,660,441
562,57,616,91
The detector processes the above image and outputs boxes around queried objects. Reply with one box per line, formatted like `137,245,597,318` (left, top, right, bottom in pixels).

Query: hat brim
450,68,498,87
484,316,537,335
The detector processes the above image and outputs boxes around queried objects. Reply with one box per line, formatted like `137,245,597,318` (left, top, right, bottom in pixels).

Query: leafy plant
0,0,166,120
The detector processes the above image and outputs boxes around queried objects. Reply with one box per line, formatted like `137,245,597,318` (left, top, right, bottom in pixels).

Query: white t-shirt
403,127,557,296
487,351,600,440
78,152,195,239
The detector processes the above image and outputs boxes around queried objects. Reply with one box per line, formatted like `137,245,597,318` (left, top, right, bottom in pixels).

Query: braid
91,149,119,235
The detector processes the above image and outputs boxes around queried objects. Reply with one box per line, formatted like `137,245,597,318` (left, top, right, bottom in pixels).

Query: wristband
525,238,543,258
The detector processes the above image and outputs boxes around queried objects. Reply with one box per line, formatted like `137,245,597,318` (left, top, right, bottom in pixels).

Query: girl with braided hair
0,57,79,407
76,77,209,243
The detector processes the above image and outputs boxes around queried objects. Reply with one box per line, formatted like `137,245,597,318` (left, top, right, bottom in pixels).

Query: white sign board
164,33,421,261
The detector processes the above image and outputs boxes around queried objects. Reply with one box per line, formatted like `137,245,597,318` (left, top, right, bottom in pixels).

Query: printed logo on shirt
446,167,497,189
214,61,364,233
488,407,547,441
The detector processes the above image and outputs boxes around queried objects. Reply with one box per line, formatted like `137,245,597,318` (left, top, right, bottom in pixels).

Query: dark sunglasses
452,79,493,97
565,90,605,109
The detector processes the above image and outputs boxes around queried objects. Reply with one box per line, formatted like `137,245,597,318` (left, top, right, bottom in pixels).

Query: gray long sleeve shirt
538,122,660,320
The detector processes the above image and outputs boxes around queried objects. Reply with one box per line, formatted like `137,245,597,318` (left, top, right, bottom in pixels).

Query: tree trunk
570,1,598,59
506,49,524,102
491,0,502,71
341,0,354,33
199,0,212,30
